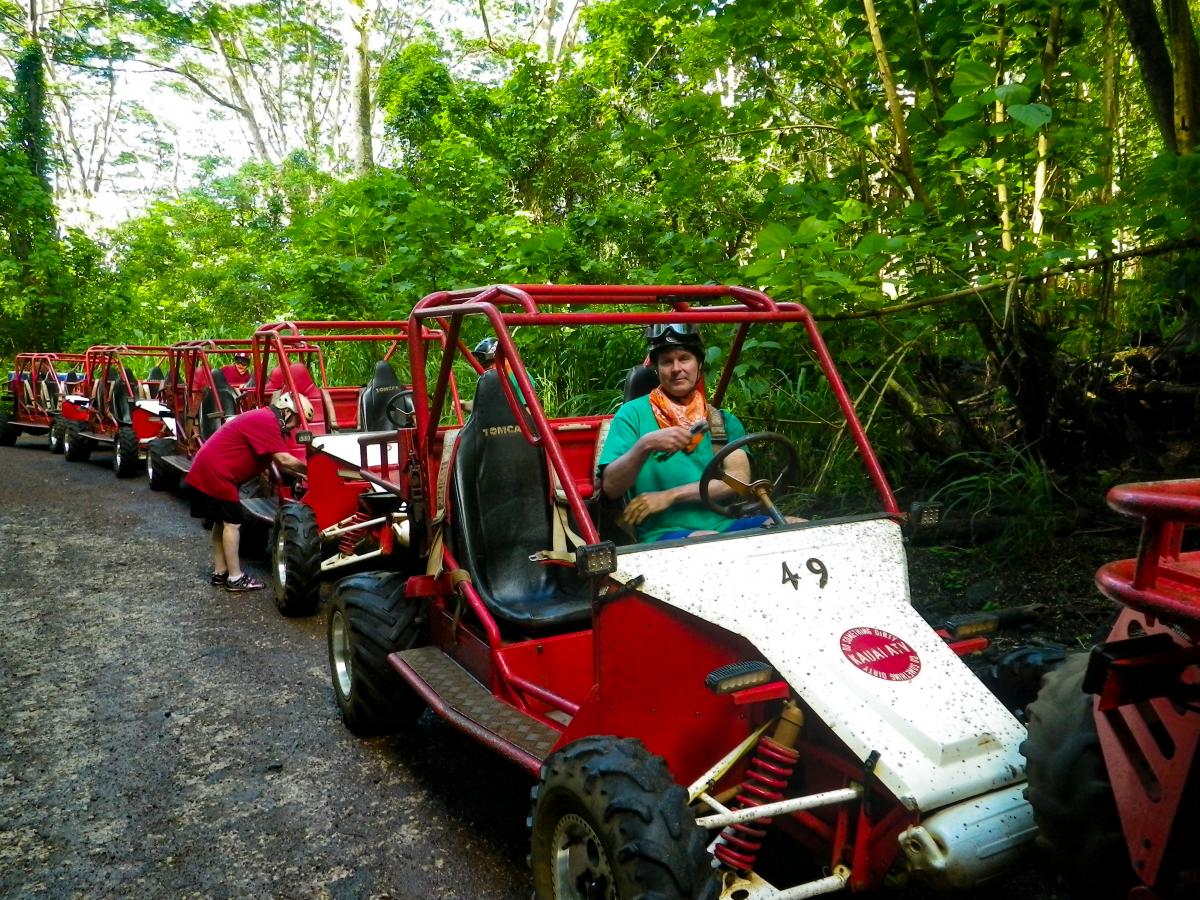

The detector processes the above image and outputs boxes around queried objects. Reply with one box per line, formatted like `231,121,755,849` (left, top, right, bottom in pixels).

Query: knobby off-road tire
63,421,92,461
271,502,322,617
1023,652,1132,898
47,415,65,454
146,438,179,492
113,425,141,478
530,736,717,900
0,412,19,447
328,571,427,736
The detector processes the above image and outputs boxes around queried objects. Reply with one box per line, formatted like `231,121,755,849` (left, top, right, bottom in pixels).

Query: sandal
224,574,265,593
210,572,228,586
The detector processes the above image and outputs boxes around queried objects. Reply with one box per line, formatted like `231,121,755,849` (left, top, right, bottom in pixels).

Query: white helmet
271,391,314,420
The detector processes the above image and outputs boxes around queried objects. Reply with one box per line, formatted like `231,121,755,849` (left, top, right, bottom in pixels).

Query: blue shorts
656,515,772,542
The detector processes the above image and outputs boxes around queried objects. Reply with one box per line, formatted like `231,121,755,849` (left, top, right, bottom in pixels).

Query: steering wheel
699,432,800,526
385,389,416,428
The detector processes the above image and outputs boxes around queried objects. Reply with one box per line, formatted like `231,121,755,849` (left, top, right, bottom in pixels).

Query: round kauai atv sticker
840,627,921,681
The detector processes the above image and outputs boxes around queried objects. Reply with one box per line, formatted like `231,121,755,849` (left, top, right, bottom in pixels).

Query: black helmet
473,338,498,366
646,323,703,361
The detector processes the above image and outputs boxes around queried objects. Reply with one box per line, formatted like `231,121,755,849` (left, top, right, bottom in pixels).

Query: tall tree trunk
860,0,933,210
210,28,271,162
1164,0,1200,153
1101,0,1120,198
342,0,374,176
1116,0,1179,152
994,3,1013,251
1030,0,1062,240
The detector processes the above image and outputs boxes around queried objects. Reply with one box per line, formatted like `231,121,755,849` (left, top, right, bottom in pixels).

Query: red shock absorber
714,703,805,872
337,511,370,555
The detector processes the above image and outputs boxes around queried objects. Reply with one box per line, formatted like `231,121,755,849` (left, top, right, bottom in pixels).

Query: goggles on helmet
646,323,698,344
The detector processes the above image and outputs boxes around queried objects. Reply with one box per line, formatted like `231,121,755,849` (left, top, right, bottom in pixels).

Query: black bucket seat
358,360,408,431
448,369,591,633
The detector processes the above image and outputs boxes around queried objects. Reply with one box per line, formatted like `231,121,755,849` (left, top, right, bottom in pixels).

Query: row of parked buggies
2,284,1195,900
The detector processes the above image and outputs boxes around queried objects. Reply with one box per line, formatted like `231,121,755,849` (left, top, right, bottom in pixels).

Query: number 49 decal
781,558,828,590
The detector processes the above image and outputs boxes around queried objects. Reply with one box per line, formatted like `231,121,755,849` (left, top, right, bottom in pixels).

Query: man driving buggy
598,324,776,542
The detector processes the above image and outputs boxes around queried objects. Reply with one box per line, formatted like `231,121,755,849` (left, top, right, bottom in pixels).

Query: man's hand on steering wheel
699,432,800,526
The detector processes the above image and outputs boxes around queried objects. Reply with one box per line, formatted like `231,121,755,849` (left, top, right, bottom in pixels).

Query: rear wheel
47,415,65,453
63,421,92,461
530,736,716,900
113,425,141,478
328,571,426,736
0,412,19,446
1023,653,1132,897
271,502,321,616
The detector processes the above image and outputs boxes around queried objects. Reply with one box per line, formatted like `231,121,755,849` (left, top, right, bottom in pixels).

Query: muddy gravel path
0,435,1073,900
0,439,531,899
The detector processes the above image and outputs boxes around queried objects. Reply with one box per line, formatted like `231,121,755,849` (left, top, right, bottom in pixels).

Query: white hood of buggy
612,516,1027,812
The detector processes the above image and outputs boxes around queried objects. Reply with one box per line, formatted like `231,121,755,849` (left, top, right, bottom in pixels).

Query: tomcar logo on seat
483,425,522,437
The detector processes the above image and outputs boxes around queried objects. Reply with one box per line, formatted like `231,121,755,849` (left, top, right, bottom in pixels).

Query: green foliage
929,448,1066,547
2,0,1196,549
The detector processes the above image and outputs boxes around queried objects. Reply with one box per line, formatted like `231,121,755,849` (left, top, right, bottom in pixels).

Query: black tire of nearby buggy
0,412,18,446
328,571,427,736
113,425,141,478
146,439,179,492
530,736,717,900
1022,652,1134,898
271,502,322,617
63,421,92,461
47,415,65,453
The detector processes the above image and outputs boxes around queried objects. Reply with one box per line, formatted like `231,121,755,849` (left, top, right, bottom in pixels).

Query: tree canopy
2,0,1199,507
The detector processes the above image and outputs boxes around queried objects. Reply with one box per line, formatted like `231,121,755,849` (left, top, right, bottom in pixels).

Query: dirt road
0,438,530,899
0,435,1071,900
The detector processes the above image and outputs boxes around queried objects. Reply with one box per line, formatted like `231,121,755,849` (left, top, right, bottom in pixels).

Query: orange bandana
649,387,708,453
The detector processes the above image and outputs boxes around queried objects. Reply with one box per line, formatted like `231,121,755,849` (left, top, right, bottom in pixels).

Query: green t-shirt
597,394,747,542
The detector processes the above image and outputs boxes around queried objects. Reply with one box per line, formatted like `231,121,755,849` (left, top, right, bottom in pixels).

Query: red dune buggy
145,338,258,492
324,284,1039,899
58,345,171,477
1024,478,1200,900
241,320,464,618
1,352,86,450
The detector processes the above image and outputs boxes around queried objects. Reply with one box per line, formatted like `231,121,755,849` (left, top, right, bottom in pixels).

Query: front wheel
0,412,19,447
63,421,92,461
530,736,716,900
271,502,321,616
328,571,427,736
146,438,179,492
1022,653,1132,897
47,415,65,453
113,425,141,478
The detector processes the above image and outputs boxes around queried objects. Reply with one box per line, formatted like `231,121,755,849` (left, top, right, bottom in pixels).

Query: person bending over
184,394,308,591
598,324,772,542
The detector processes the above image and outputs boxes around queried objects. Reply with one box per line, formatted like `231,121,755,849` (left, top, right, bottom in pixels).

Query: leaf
951,60,994,98
943,100,981,122
756,223,793,255
743,259,776,277
1008,103,1053,130
855,232,890,256
938,123,989,150
815,270,852,288
993,83,1032,105
794,217,830,243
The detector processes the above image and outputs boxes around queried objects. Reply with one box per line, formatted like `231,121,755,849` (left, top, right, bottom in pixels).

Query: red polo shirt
220,363,252,389
185,407,289,501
